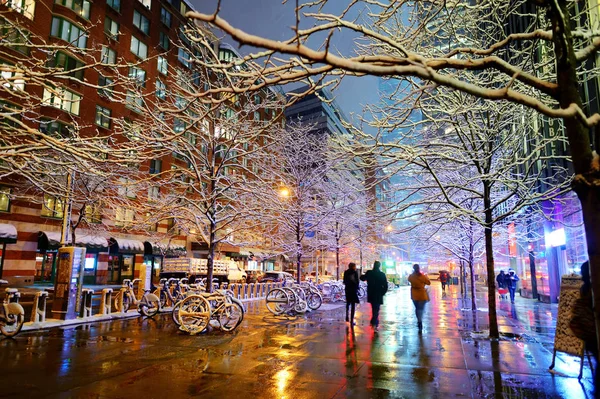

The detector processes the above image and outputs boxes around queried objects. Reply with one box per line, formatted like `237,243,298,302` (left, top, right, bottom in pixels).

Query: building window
149,159,162,174
106,0,120,12
159,31,169,50
0,186,11,212
41,194,64,218
254,94,261,105
130,36,147,59
115,207,134,226
125,91,143,112
128,66,146,87
137,0,150,9
180,1,189,15
98,75,113,98
0,61,25,91
54,0,90,19
2,0,35,19
178,48,191,68
104,16,119,40
160,7,172,27
254,111,260,121
155,79,166,100
48,52,84,80
148,186,159,201
0,25,29,54
95,105,111,128
40,119,71,137
84,204,101,223
165,217,175,232
132,10,149,35
50,17,88,49
100,46,116,64
157,56,168,75
42,87,82,115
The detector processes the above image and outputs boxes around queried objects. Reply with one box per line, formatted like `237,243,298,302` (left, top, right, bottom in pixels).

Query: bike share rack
100,288,113,315
30,291,48,323
80,289,93,318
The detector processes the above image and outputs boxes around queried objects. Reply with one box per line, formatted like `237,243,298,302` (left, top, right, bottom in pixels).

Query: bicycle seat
5,288,18,294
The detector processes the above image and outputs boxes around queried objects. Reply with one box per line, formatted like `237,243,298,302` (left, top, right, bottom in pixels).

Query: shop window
106,0,119,12
104,16,119,40
130,36,147,59
2,0,35,19
41,194,64,218
132,10,149,35
95,105,111,128
0,186,10,212
50,16,88,48
54,0,90,19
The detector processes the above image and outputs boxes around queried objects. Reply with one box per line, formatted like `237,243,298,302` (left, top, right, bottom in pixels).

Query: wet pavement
0,282,593,398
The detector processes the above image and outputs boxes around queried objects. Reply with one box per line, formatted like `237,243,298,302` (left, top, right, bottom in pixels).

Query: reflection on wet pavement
0,283,593,398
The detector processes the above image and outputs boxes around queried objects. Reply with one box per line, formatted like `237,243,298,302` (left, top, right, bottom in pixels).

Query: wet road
0,283,593,398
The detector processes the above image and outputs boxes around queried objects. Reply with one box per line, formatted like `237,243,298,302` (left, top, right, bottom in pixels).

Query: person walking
408,264,431,333
496,270,508,300
506,269,519,303
440,271,448,293
343,262,360,325
360,261,388,330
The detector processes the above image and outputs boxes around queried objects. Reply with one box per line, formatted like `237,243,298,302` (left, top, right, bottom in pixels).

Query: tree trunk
296,219,302,283
469,257,477,311
484,218,498,338
207,220,216,293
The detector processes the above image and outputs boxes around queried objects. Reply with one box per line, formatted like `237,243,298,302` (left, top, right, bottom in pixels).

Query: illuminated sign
545,228,566,248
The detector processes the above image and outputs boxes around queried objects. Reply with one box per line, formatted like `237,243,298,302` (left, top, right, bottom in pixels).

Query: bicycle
177,289,244,335
154,278,186,308
0,280,24,338
265,285,307,315
114,279,160,317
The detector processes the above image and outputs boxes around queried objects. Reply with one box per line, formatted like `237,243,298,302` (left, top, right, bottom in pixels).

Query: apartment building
0,0,279,285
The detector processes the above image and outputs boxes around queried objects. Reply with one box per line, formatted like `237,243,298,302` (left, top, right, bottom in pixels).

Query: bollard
260,283,266,298
100,288,113,315
233,283,241,299
80,289,93,318
248,283,255,299
241,283,248,300
256,283,262,298
30,291,49,323
265,282,271,295
117,287,128,313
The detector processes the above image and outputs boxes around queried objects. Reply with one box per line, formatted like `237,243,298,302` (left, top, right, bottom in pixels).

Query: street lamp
279,187,290,198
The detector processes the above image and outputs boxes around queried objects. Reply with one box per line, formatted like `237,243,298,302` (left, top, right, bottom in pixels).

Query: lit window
54,0,90,19
130,36,147,59
106,0,120,12
126,91,143,112
50,17,88,48
157,56,168,75
133,10,149,35
115,206,134,226
3,0,35,18
128,66,146,87
180,2,188,15
98,75,113,98
160,7,172,27
95,105,111,128
137,0,150,9
84,204,101,223
178,48,192,68
104,17,119,40
42,87,82,115
0,61,25,91
155,79,166,100
100,46,116,64
0,186,11,212
41,194,64,218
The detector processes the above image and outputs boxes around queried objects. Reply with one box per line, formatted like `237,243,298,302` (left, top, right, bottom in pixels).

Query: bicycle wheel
140,294,160,317
218,302,244,332
172,300,182,326
0,304,24,337
178,295,211,335
159,290,168,308
307,292,323,310
265,288,289,315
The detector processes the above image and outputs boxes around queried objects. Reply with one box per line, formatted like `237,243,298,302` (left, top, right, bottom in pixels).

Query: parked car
260,271,294,283
244,270,264,284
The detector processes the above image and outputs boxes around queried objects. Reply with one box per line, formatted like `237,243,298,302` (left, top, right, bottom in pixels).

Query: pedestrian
408,264,431,333
496,271,506,289
440,271,448,292
506,268,519,303
343,262,360,325
360,260,388,331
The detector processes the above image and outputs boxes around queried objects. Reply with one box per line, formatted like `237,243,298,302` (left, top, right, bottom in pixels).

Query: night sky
190,0,381,128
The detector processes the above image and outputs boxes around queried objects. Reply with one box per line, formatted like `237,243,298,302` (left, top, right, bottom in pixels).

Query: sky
189,0,381,127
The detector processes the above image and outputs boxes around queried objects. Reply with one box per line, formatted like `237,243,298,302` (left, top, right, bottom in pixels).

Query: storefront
37,231,108,284
107,238,145,284
143,241,187,285
0,223,17,279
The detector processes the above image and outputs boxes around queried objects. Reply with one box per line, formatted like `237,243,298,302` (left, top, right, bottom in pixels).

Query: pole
60,171,75,246
0,242,5,278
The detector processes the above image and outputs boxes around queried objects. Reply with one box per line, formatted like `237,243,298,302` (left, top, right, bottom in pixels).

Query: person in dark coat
496,271,507,289
506,269,519,303
343,262,359,325
360,260,388,330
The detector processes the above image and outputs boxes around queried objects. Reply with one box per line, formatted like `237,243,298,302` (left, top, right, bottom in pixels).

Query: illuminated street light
279,187,290,198
386,225,393,232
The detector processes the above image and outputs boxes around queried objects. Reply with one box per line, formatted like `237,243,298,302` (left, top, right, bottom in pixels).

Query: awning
279,254,290,262
108,237,145,254
0,223,17,244
38,231,109,252
144,241,187,256
191,242,240,253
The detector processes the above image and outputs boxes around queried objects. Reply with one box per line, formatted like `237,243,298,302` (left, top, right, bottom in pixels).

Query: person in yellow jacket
407,264,431,333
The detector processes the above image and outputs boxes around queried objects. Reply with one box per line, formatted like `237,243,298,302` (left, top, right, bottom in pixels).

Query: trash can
452,277,459,285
